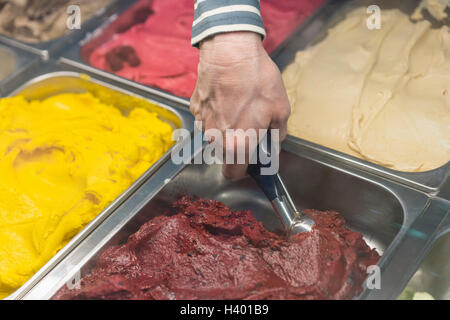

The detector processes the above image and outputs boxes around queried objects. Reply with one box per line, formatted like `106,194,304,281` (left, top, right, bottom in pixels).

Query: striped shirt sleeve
191,0,266,47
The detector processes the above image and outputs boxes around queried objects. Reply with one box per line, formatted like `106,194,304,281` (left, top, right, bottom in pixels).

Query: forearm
191,0,266,47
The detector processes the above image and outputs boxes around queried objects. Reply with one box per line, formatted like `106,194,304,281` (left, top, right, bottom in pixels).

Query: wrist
199,32,264,65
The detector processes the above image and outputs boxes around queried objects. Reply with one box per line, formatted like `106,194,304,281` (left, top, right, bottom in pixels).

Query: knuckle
189,97,199,113
189,103,197,114
278,102,291,122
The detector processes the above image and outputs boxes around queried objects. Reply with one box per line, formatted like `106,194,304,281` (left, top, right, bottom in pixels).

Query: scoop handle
247,131,280,201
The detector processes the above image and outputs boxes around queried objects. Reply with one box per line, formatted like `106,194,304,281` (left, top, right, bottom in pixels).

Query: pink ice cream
85,0,325,98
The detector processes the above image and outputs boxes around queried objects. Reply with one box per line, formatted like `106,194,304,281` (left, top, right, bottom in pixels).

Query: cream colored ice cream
0,46,16,81
283,8,450,172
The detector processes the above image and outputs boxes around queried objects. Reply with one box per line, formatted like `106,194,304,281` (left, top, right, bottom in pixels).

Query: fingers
270,103,290,143
222,131,250,181
189,86,200,119
221,97,289,181
270,85,291,143
222,163,248,181
203,111,216,142
190,86,207,131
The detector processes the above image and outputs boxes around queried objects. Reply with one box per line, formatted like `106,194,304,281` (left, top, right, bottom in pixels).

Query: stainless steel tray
58,0,189,105
0,44,40,96
400,214,450,300
3,64,194,300
363,197,449,299
20,137,439,300
271,0,450,195
0,0,122,60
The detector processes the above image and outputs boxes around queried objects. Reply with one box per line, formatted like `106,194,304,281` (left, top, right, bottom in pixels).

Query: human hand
190,32,291,180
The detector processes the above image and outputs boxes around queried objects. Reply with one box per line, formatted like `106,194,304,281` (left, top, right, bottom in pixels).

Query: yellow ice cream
283,8,450,172
0,93,174,298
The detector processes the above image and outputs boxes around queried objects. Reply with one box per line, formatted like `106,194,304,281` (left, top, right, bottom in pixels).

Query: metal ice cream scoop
247,131,315,236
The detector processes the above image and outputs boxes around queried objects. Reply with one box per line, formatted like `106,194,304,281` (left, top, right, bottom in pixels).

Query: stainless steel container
57,0,189,106
2,64,194,299
0,44,40,96
20,137,439,300
363,198,449,299
400,215,450,300
0,0,122,60
271,0,450,195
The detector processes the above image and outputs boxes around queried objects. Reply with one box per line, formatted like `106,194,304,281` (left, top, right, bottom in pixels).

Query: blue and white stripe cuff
191,0,266,47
